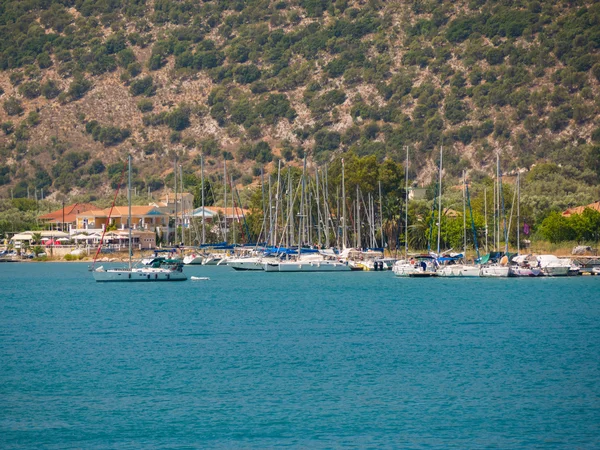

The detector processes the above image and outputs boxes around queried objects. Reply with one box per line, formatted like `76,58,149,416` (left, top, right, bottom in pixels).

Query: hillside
0,0,600,202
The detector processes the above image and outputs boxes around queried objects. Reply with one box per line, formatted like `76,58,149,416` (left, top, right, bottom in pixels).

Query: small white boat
536,255,571,277
183,253,204,265
191,276,210,281
510,255,543,277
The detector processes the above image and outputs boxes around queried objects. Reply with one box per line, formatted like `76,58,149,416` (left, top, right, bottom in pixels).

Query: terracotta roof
562,201,600,217
78,206,168,217
39,203,96,223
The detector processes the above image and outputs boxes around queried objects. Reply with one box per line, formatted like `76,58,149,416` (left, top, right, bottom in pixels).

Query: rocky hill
1,0,600,200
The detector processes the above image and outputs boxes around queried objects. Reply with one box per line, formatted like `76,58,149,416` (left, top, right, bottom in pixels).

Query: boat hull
228,259,265,271
183,255,204,265
480,266,510,277
541,265,570,276
510,267,543,277
392,262,437,277
268,261,351,272
202,257,222,265
93,268,187,282
437,265,481,277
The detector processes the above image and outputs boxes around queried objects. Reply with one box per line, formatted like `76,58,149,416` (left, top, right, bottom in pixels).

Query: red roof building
39,203,97,230
562,201,600,217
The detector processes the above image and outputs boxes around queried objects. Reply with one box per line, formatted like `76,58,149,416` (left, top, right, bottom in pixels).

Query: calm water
1,263,599,448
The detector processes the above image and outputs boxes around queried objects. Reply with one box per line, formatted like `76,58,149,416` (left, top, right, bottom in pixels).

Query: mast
463,170,467,258
336,185,340,249
299,155,307,253
180,164,184,246
356,185,361,249
378,180,384,251
174,157,178,245
260,168,265,245
316,167,322,247
493,181,496,251
325,165,330,248
342,159,347,249
467,180,480,261
499,156,508,254
484,188,488,253
517,171,521,255
128,155,132,270
437,146,443,254
201,153,205,245
268,174,272,246
223,161,227,243
231,175,236,245
274,160,281,247
287,170,292,247
404,145,409,259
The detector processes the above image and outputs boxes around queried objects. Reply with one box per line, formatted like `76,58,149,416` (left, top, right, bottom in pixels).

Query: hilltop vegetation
0,0,599,214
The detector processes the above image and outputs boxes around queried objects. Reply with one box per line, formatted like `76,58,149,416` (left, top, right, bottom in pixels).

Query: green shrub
314,130,341,153
37,52,53,69
68,77,93,100
137,99,153,112
1,122,14,135
41,80,62,99
143,141,162,155
3,97,23,116
165,106,191,131
130,76,155,96
18,81,41,99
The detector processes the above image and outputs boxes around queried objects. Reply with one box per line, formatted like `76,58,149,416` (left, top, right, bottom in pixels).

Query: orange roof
39,203,96,223
562,201,600,217
78,206,168,217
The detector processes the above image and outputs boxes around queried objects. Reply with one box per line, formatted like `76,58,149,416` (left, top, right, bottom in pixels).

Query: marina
1,262,599,448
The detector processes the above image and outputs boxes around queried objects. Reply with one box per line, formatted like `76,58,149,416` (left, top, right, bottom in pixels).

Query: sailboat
393,145,439,277
92,155,187,282
479,154,510,277
438,171,480,277
264,157,350,272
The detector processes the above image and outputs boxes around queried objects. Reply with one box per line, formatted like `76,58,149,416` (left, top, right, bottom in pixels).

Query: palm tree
409,216,431,250
32,232,42,245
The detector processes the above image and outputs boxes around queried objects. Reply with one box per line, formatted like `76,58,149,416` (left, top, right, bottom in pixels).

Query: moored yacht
393,255,438,277
536,255,571,276
92,156,187,282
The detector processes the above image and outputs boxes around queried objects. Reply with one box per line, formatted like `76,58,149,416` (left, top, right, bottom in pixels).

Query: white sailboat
438,171,480,277
92,156,187,282
479,154,510,278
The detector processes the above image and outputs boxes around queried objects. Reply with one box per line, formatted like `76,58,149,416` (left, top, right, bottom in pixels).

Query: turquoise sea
1,263,599,448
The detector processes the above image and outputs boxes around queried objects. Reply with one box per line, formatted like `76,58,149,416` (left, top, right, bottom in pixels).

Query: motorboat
202,253,224,265
183,253,204,265
509,255,543,277
536,255,571,276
